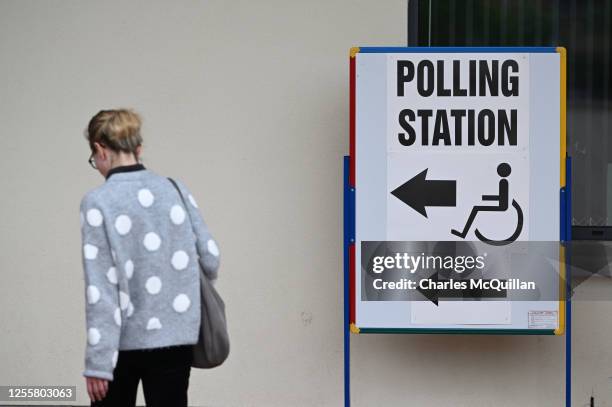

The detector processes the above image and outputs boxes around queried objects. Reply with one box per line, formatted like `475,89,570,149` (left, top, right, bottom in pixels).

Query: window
410,0,612,232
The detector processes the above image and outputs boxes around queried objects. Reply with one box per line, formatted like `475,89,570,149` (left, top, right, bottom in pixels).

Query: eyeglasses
88,143,107,169
88,145,140,169
88,152,97,169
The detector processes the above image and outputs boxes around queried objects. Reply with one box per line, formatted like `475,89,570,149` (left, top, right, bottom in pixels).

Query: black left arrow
390,169,456,218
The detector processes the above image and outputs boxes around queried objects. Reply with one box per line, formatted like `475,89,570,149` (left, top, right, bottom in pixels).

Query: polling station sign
387,53,529,243
349,47,566,333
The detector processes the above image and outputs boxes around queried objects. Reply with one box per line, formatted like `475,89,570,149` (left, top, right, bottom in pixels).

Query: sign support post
343,155,353,407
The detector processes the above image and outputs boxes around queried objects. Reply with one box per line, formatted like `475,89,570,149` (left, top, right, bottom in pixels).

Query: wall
0,1,607,406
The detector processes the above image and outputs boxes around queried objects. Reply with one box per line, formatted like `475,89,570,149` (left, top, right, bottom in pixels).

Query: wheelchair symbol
450,163,523,246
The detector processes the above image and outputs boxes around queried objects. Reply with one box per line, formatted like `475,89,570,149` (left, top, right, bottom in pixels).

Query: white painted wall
0,1,608,406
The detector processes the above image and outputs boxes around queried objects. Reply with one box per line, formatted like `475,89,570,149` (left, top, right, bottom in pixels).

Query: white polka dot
138,189,155,208
124,260,134,279
80,211,84,228
114,215,132,235
86,285,100,304
119,291,130,310
143,232,161,251
145,276,162,294
83,244,98,260
188,194,198,208
207,239,219,257
86,208,103,227
87,328,101,346
106,267,118,284
112,351,118,368
146,317,162,330
173,294,191,313
127,301,134,317
171,250,189,270
170,205,186,225
114,307,122,326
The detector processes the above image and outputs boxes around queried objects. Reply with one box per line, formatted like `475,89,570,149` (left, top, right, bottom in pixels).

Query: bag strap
168,177,217,284
167,177,197,240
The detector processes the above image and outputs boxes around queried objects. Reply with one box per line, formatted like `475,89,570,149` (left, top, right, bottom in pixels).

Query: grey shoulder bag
168,177,230,369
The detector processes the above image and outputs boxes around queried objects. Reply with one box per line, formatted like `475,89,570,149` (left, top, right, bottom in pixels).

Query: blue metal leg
565,155,572,407
343,156,351,407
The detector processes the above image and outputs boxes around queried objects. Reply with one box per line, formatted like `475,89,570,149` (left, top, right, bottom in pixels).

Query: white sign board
351,47,565,333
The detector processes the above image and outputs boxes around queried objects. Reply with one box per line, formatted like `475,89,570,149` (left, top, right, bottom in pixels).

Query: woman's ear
94,142,106,160
135,145,143,161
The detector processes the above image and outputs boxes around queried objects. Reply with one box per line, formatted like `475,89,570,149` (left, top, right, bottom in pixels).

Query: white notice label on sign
528,310,558,329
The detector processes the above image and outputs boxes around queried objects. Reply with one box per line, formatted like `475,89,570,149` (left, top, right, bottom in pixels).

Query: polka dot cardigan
79,166,219,380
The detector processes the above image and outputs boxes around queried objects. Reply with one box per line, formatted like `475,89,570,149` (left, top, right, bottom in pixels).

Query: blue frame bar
358,46,557,53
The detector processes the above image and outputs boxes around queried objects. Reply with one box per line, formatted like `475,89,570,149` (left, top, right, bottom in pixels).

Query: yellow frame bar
555,46,567,335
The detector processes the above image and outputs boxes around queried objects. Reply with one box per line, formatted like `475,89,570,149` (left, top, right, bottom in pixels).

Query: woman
79,108,220,406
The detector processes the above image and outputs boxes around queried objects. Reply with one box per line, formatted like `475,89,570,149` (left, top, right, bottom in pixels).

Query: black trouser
91,344,192,407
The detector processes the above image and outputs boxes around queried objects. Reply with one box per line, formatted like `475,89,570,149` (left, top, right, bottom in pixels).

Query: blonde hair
85,108,143,155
